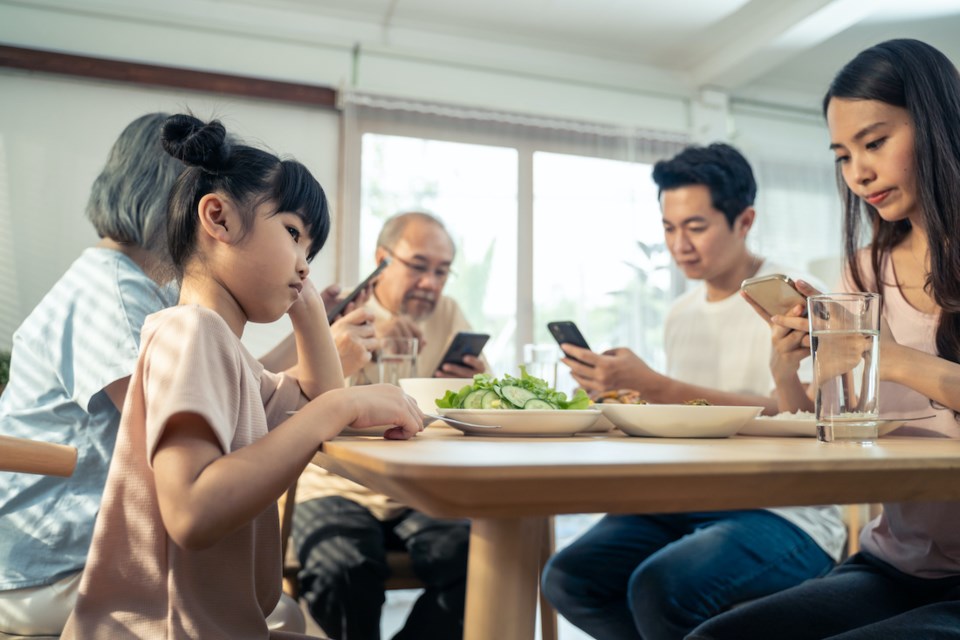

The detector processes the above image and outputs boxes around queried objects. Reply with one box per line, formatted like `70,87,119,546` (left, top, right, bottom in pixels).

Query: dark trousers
688,552,960,640
541,510,834,640
292,496,469,640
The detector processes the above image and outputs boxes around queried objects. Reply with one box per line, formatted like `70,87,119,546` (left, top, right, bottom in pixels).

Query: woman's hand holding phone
753,279,822,383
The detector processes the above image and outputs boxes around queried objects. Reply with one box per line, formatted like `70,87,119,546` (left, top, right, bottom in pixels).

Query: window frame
339,102,689,366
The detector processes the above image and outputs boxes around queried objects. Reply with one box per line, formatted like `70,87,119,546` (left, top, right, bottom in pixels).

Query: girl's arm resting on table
152,407,342,550
152,385,422,550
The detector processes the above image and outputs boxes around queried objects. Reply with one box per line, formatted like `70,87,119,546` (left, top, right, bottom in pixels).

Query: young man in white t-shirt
541,143,846,640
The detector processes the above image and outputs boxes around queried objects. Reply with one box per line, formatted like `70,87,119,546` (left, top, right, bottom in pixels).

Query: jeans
292,496,469,640
688,551,960,640
541,510,834,640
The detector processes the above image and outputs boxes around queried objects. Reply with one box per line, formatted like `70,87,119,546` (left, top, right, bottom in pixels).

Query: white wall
0,1,845,353
0,71,340,354
0,1,690,133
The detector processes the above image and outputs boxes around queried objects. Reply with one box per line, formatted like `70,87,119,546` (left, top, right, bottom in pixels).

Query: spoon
423,413,501,429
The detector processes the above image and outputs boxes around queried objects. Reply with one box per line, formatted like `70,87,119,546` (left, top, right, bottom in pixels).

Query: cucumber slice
480,390,500,409
500,385,536,407
463,389,488,409
523,398,556,410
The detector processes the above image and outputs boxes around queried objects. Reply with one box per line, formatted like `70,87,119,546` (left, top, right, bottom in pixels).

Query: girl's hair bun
160,114,229,171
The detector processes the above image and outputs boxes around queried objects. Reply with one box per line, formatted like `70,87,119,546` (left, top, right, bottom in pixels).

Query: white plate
739,414,936,438
599,404,763,438
436,408,601,437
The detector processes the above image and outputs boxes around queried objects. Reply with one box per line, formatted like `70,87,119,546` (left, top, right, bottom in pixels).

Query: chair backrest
0,435,77,477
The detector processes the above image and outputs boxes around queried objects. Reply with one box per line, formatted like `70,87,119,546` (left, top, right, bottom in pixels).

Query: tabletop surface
312,427,960,518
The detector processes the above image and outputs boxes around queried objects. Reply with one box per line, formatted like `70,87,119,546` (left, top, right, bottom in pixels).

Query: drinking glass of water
808,293,881,445
378,337,419,386
523,343,559,388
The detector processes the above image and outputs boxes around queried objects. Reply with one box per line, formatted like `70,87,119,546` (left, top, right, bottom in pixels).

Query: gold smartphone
740,274,807,317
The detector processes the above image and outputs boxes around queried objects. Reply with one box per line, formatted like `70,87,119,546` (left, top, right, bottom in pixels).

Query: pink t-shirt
844,253,960,578
62,305,305,638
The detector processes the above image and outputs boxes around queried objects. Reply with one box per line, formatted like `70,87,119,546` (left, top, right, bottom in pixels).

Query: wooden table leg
538,516,559,640
464,517,541,640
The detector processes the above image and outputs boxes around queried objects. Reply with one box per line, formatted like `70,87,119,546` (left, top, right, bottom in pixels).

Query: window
360,134,519,375
532,152,671,373
358,134,677,384
345,94,691,386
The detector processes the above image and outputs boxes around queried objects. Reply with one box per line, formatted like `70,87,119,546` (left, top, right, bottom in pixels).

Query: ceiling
230,0,960,110
5,0,960,114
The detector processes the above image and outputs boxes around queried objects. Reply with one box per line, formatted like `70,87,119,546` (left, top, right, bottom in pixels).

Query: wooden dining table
311,426,960,640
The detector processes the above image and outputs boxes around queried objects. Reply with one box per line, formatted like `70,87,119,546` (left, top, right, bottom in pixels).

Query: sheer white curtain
751,160,844,288
338,91,689,377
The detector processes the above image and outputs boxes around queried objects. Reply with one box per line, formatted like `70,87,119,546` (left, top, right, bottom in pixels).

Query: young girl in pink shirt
693,38,960,640
61,114,423,639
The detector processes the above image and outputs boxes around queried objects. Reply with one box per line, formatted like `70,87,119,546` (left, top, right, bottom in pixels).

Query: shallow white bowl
437,408,601,437
398,378,473,412
600,404,763,438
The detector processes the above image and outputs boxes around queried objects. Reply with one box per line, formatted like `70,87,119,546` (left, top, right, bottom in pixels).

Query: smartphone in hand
437,332,490,372
547,321,592,365
326,258,391,324
740,274,807,318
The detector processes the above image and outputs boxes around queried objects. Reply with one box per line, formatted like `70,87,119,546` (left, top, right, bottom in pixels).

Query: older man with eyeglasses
361,211,487,379
292,211,483,640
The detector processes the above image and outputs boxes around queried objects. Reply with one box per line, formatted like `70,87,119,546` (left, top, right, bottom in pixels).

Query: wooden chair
843,503,883,558
277,482,559,640
278,478,428,599
0,435,77,640
0,434,77,477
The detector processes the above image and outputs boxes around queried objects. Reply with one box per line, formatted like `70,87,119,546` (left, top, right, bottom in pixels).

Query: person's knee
540,551,588,612
628,561,706,637
408,523,470,585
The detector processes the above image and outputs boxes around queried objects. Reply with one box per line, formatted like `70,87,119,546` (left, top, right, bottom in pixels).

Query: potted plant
0,350,10,396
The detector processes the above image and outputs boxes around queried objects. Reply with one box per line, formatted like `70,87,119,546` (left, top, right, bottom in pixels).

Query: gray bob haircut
85,113,185,256
376,211,455,257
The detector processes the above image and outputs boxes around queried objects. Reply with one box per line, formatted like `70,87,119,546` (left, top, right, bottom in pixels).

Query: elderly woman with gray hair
0,113,185,635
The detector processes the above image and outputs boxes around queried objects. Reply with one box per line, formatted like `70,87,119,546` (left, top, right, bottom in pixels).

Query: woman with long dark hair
690,38,960,640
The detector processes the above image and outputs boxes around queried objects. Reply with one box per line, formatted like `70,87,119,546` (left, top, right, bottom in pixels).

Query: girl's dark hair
160,114,330,276
651,143,757,228
823,39,960,367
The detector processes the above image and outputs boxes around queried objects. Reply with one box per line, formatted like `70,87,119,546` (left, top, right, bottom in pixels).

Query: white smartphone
740,274,807,317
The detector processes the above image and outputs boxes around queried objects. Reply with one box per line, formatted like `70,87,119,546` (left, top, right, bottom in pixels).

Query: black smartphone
547,321,592,365
326,258,390,324
437,332,490,370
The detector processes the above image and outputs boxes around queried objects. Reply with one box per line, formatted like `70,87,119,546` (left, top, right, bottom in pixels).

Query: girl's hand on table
343,384,424,440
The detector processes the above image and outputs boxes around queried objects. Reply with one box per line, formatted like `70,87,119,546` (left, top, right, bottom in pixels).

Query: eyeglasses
383,247,454,281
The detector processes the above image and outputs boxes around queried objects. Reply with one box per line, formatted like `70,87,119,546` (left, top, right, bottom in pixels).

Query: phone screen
326,259,390,323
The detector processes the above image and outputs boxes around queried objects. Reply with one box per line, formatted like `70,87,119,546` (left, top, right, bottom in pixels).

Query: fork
423,413,501,429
